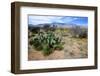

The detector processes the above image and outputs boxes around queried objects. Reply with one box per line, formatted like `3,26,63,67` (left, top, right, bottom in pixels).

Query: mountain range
28,23,87,28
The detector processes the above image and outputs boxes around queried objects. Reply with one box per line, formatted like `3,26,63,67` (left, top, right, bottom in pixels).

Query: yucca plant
30,31,64,56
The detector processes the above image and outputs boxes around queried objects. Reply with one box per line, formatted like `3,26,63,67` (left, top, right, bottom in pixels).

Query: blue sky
28,15,88,26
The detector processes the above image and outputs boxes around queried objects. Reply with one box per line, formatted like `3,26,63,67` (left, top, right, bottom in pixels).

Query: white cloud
28,15,63,25
28,15,88,26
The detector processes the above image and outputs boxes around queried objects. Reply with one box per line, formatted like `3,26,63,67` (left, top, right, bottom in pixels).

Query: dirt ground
28,36,88,60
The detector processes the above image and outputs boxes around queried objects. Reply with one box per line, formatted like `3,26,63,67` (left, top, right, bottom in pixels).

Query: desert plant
43,24,51,32
70,25,87,38
79,29,87,38
30,31,64,56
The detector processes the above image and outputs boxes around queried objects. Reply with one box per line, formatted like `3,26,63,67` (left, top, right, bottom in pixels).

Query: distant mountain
28,22,88,29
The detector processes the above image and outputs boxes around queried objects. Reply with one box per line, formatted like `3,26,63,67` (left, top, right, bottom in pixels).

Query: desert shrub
30,31,64,56
29,26,40,34
79,29,87,38
43,24,51,32
70,25,87,38
43,24,56,32
50,24,57,31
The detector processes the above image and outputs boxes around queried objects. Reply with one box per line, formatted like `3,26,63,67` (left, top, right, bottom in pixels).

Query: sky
28,15,88,27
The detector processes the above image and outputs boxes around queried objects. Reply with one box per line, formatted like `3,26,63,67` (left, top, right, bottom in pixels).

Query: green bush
30,31,64,56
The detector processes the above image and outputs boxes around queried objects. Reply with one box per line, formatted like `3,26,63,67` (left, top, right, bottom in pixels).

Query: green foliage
30,31,64,56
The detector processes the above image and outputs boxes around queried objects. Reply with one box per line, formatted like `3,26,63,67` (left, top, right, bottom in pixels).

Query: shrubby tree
43,24,57,32
70,25,87,38
43,24,51,32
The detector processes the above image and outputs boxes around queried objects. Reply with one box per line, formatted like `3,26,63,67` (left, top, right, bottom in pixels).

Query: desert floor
28,36,88,60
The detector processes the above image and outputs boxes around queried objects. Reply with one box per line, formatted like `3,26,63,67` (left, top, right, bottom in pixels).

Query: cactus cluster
30,31,64,56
